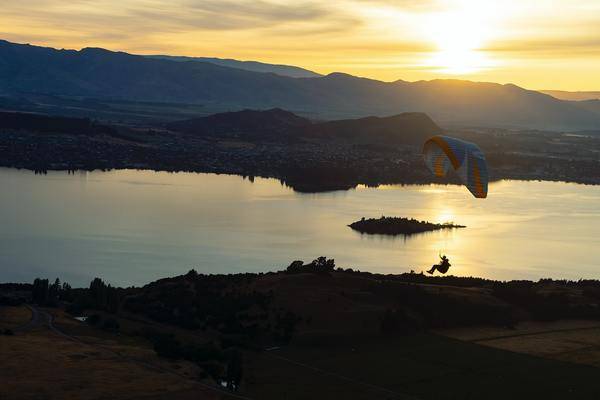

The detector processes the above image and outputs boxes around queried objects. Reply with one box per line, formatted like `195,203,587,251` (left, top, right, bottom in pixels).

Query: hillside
6,270,600,399
167,109,441,146
167,108,311,139
2,40,600,131
306,112,441,145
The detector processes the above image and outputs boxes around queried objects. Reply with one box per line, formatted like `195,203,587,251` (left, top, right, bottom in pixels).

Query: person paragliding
427,254,451,274
422,135,489,198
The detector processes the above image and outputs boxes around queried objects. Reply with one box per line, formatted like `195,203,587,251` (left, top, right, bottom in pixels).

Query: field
0,306,226,400
244,333,600,399
441,319,600,367
0,305,31,330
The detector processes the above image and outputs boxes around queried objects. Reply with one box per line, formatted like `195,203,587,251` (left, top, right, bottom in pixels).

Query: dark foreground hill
2,39,600,130
6,263,600,399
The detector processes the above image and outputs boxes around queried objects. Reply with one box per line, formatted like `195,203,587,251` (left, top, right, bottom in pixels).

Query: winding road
13,305,76,341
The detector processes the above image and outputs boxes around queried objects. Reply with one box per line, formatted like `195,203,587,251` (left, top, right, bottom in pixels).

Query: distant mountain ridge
146,55,321,78
541,90,600,101
1,39,600,131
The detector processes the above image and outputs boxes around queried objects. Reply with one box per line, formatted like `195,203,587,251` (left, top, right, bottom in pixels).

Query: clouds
486,38,600,57
128,0,352,31
1,0,357,35
0,0,599,89
0,0,363,56
182,0,333,26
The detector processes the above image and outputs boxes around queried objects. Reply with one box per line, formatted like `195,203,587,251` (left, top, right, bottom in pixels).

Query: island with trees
349,216,466,236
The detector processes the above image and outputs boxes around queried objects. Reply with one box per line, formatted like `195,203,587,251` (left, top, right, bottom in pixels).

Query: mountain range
1,39,599,131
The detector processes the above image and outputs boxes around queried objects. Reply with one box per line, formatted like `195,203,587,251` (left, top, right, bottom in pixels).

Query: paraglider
427,254,451,275
422,135,488,198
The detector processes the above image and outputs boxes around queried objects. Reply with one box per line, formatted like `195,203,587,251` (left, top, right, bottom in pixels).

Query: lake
1,168,599,286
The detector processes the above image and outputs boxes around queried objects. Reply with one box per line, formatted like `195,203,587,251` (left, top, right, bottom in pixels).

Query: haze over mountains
146,55,321,78
541,90,600,101
1,39,600,131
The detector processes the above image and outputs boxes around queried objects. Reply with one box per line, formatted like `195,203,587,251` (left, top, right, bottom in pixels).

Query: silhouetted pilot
427,254,451,274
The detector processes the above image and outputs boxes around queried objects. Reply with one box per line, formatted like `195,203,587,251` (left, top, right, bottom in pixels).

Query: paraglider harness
437,254,451,273
427,253,451,274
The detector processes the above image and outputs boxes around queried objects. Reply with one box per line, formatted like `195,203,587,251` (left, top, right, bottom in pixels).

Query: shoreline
3,164,600,192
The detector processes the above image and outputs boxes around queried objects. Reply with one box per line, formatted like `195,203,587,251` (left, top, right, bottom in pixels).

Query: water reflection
1,168,599,286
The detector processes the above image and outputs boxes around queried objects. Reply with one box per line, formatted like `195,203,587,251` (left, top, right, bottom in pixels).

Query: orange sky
1,0,599,91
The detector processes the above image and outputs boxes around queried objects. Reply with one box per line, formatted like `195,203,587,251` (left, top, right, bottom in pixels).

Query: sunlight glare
424,0,499,74
436,209,455,224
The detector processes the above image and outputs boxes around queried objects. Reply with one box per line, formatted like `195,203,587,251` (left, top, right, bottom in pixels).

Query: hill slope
167,108,311,138
2,40,600,131
307,112,442,145
167,109,442,146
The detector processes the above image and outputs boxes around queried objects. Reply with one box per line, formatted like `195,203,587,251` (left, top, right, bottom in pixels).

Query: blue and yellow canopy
422,135,488,198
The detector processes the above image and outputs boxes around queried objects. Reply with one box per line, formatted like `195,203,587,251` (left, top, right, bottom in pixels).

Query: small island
349,216,466,236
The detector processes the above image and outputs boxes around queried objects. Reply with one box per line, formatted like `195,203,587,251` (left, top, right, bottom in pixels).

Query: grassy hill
5,267,600,399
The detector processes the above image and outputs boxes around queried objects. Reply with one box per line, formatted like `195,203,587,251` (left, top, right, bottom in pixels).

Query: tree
88,278,121,313
286,257,335,274
32,278,49,305
286,260,304,273
60,282,73,302
89,278,108,309
48,278,61,306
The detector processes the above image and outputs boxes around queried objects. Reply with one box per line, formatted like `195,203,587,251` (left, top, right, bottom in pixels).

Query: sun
436,209,456,224
424,1,498,74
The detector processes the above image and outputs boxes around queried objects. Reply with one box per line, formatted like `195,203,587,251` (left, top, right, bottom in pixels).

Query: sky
1,0,599,91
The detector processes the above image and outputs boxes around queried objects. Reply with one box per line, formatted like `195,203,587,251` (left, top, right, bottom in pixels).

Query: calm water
1,168,599,286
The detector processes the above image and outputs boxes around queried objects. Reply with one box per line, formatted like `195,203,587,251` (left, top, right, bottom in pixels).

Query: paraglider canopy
422,135,488,198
